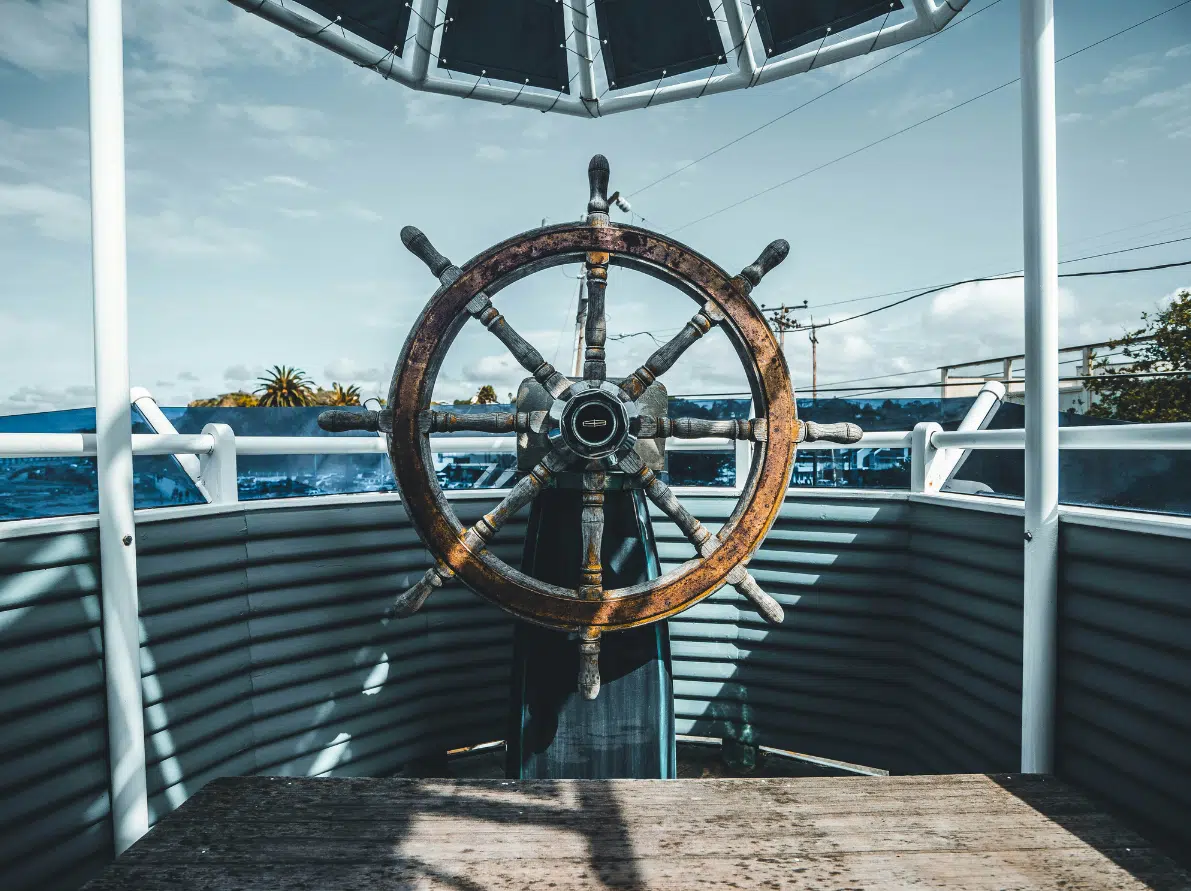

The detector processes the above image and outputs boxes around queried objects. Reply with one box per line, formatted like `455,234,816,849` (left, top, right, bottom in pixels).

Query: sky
0,0,1189,415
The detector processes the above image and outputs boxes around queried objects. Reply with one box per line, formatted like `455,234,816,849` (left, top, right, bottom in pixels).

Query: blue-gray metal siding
659,494,913,774
4,492,1191,889
0,528,110,891
1057,520,1191,858
0,496,518,891
906,502,1023,774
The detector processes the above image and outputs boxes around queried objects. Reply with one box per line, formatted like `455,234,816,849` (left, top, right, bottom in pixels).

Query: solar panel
594,0,723,91
752,0,903,58
299,0,413,55
438,0,570,93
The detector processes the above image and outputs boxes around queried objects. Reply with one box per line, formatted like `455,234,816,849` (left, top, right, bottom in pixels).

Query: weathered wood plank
82,775,1191,891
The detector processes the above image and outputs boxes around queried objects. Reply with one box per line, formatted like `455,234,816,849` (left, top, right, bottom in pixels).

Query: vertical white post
88,0,149,853
1019,0,1060,775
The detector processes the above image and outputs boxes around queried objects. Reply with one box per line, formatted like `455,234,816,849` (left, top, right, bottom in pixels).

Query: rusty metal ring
388,223,796,632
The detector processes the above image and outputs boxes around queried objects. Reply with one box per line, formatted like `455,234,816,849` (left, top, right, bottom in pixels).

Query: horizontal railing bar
933,422,1191,450
0,433,216,458
5,422,1189,459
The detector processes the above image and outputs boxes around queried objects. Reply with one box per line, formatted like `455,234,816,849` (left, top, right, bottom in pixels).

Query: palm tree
476,385,498,404
329,382,362,406
255,365,314,407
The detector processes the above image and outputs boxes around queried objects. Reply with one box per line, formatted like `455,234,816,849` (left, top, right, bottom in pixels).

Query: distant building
938,337,1153,414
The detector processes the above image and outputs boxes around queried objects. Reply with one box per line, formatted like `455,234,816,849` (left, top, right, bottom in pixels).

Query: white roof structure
226,0,971,117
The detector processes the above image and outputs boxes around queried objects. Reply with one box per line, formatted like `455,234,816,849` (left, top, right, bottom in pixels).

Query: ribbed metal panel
906,502,1023,774
0,528,111,891
7,491,1191,886
135,496,517,822
0,494,516,891
660,493,912,774
1058,520,1191,858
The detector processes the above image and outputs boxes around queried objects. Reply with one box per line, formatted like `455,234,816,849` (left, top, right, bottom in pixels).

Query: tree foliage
254,365,315,407
312,382,362,406
475,385,499,404
188,391,259,408
1087,289,1191,423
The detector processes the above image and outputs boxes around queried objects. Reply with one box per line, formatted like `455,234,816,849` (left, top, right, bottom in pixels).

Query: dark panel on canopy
753,0,903,58
594,0,723,91
299,0,412,55
438,0,570,93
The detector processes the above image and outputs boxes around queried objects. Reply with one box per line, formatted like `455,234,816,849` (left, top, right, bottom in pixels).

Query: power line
806,230,1191,313
670,370,1191,400
627,0,1007,200
604,253,1191,347
667,0,1191,235
813,257,1191,332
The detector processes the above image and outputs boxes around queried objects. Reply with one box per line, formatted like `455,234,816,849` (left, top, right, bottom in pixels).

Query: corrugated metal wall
0,526,110,891
906,501,1023,774
660,493,913,774
0,495,520,891
3,492,1190,890
1057,519,1191,858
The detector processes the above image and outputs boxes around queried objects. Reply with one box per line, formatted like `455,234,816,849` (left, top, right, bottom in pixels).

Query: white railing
3,383,1191,506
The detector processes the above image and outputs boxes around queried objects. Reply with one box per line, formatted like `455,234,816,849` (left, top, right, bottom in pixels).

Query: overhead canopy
226,0,967,116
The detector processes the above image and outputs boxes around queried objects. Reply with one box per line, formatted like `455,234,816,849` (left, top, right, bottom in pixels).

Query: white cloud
1166,43,1191,59
930,278,1078,328
1137,82,1191,109
403,93,454,131
0,182,90,241
0,0,85,75
215,103,341,158
0,121,88,178
223,364,257,383
1058,112,1090,124
880,88,955,119
125,67,205,116
0,0,314,77
278,208,319,220
475,144,508,162
1136,82,1191,139
263,175,314,190
342,202,383,223
0,384,95,416
1077,61,1159,96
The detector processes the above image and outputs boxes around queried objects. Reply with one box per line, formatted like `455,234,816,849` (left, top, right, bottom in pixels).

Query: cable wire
667,0,1191,235
629,0,1007,199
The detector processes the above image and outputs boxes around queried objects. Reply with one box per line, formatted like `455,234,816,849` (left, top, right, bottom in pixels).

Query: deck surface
82,774,1190,890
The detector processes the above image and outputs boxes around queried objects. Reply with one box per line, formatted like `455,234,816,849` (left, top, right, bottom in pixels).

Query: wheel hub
548,379,639,464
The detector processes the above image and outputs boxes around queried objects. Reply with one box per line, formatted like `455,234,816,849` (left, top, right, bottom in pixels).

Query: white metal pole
88,0,149,853
1019,0,1060,775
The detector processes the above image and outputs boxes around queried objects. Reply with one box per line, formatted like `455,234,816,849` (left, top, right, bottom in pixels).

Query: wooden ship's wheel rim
388,221,798,632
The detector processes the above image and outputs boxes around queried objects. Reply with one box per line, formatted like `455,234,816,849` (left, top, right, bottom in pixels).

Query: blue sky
0,0,1189,414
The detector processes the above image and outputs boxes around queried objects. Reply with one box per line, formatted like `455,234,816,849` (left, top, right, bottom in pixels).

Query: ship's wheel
320,155,861,698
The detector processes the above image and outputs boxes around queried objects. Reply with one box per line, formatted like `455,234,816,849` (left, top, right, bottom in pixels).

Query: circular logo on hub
571,401,618,448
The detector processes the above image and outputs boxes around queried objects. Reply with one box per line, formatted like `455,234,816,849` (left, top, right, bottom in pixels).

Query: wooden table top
81,774,1190,890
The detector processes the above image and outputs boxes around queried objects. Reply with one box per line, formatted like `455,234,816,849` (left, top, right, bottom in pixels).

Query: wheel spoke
619,452,785,625
583,252,608,381
621,301,724,399
387,450,569,619
636,415,768,442
419,409,547,435
401,225,569,397
467,293,569,397
578,466,606,600
798,420,863,444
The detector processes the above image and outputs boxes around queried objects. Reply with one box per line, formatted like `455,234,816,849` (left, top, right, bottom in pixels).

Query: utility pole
571,275,588,378
759,301,807,356
808,316,819,402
